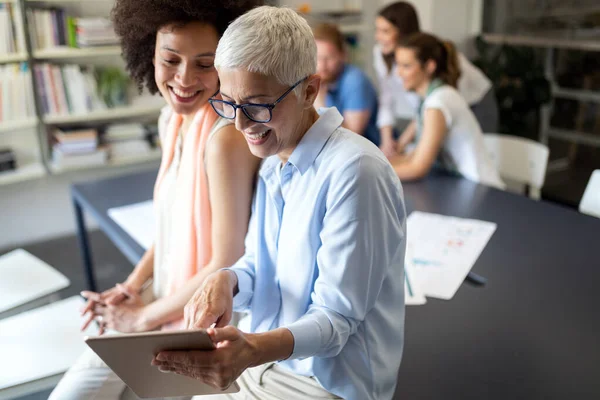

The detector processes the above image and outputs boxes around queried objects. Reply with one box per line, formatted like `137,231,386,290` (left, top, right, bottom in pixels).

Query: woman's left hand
151,326,259,390
93,284,149,334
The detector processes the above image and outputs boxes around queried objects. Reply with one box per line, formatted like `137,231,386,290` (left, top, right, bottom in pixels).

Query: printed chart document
406,211,497,300
108,200,154,250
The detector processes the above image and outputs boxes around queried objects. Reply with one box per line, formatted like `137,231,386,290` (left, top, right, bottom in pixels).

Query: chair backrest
484,134,549,199
580,170,600,218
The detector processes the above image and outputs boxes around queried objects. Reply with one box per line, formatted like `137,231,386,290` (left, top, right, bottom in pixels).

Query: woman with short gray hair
152,6,407,400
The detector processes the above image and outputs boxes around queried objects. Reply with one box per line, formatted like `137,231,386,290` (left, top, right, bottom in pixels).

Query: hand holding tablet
85,329,241,398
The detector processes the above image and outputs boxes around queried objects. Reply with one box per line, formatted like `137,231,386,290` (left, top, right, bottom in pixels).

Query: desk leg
73,198,97,292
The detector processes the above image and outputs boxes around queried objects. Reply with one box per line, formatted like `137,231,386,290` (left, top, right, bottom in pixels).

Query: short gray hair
215,6,316,97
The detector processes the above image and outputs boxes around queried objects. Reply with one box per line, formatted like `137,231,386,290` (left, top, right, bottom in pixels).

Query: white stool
0,249,70,320
0,296,94,400
580,170,600,218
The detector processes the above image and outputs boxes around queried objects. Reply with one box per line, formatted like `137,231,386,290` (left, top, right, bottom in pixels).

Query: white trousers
48,347,144,400
48,349,340,400
199,363,341,400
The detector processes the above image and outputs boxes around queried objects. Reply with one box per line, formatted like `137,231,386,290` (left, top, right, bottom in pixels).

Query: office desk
71,169,156,292
72,169,600,399
397,176,600,399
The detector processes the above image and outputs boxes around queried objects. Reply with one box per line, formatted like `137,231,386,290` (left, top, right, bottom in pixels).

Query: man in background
313,23,381,146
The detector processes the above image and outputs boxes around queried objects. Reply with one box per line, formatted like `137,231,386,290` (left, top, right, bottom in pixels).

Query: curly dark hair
111,0,263,94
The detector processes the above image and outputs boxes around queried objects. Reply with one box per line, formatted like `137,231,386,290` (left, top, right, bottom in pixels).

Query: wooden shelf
0,53,27,64
0,163,45,186
33,46,121,60
43,103,163,125
0,118,37,134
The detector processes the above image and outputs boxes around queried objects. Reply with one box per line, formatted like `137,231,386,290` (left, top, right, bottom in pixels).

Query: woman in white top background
389,32,505,189
374,1,498,157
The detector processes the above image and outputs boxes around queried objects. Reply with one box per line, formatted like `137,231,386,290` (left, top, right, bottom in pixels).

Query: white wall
0,162,158,250
379,0,484,57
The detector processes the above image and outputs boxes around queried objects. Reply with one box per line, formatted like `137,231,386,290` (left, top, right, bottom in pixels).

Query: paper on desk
406,211,497,300
0,249,70,314
0,296,94,390
108,200,155,250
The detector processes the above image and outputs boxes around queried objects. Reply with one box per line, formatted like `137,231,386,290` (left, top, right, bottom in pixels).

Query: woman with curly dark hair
49,0,262,398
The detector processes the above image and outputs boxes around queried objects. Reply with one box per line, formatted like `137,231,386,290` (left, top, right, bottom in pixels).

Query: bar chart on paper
405,212,497,300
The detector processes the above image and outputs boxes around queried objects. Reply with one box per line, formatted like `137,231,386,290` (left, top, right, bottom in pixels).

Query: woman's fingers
93,304,107,316
116,283,137,299
104,292,127,306
80,299,96,316
80,312,96,331
80,291,102,302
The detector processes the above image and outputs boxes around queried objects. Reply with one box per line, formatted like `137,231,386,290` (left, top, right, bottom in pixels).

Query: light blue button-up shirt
229,108,406,400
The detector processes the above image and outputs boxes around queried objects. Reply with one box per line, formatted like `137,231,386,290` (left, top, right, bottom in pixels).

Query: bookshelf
0,162,45,185
33,45,121,60
44,103,164,125
0,52,27,63
0,118,37,134
0,0,163,186
50,149,161,174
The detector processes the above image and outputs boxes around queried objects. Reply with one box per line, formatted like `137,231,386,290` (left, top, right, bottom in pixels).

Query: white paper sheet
406,211,497,300
0,296,95,390
108,200,155,250
0,249,70,314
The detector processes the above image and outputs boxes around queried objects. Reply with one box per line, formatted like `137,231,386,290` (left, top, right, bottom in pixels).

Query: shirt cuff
223,268,253,310
285,315,330,360
377,110,394,128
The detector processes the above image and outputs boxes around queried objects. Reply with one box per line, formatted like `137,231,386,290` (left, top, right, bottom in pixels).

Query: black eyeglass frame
208,77,308,123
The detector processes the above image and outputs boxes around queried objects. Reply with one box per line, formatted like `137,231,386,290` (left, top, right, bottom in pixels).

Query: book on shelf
0,2,26,55
102,122,157,159
0,63,36,123
54,127,98,143
27,8,118,51
53,146,108,169
76,18,119,47
52,127,99,155
35,63,107,117
109,139,152,159
104,123,148,141
0,147,16,172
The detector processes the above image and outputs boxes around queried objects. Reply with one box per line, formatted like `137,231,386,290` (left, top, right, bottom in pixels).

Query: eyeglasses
208,77,308,123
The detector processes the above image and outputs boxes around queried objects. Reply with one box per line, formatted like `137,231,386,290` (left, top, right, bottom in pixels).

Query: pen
405,274,414,297
465,271,487,286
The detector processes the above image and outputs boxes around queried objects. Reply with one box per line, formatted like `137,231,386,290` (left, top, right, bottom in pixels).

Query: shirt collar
260,107,343,177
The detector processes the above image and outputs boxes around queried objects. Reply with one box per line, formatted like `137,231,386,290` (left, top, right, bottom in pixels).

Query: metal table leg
73,197,96,292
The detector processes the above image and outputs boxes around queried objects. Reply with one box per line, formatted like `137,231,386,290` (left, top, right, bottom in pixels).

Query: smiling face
375,16,400,56
217,68,319,161
154,22,219,116
395,46,432,93
316,39,345,84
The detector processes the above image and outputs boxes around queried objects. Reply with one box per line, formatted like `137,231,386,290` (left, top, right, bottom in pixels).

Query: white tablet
85,330,240,398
